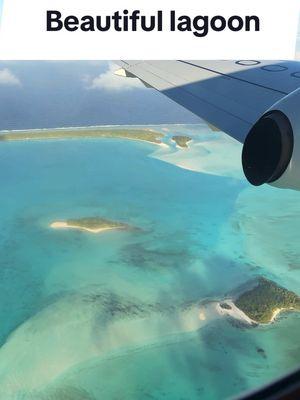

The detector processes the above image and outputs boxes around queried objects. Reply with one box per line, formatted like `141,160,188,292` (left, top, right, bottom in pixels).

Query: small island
50,217,130,234
0,128,164,145
171,135,192,148
235,277,300,324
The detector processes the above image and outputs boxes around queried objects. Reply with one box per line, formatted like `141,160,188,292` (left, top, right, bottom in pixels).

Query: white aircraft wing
117,60,300,143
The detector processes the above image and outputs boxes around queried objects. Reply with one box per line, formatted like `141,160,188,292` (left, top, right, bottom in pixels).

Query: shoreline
50,221,125,234
216,300,294,326
195,299,257,327
174,141,191,150
0,132,169,148
269,307,294,323
215,300,257,326
0,123,206,134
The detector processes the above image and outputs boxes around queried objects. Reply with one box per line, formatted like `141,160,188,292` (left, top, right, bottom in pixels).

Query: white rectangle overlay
0,0,299,60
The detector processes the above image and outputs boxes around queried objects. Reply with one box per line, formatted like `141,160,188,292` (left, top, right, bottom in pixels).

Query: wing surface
118,60,300,142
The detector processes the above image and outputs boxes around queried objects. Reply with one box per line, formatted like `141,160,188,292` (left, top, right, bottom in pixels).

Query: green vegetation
220,302,232,310
66,217,129,231
235,277,300,323
0,128,164,144
172,135,192,148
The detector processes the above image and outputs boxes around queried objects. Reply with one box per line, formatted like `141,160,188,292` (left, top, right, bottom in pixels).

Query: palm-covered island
234,277,300,323
50,217,131,233
0,128,164,145
172,135,192,148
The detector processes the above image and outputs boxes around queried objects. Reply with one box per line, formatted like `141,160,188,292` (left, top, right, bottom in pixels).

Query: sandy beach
195,299,257,327
174,141,192,150
216,300,257,325
215,301,294,325
50,221,123,234
115,137,169,147
269,307,294,323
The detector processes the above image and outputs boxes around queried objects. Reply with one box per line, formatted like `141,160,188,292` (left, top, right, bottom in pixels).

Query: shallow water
0,124,299,399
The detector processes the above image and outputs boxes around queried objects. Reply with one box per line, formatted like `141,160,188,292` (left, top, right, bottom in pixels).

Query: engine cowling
242,87,300,190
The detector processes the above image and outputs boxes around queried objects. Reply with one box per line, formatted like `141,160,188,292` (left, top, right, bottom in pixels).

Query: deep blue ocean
0,125,299,399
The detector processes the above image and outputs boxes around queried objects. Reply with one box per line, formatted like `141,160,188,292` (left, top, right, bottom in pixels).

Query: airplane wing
117,60,300,143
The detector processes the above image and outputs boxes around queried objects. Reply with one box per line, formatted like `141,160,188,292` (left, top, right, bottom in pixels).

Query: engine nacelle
242,88,300,190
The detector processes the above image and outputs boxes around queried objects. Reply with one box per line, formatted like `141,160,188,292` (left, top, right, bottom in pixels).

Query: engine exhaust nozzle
242,111,294,186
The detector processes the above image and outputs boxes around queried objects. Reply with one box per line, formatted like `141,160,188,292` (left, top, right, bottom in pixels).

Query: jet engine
242,87,300,190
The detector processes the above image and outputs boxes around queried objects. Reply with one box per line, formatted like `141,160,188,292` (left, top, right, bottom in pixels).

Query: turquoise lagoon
0,124,300,399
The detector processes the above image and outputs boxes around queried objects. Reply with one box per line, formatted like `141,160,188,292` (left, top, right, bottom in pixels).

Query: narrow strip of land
50,217,130,234
0,128,164,145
